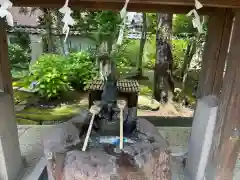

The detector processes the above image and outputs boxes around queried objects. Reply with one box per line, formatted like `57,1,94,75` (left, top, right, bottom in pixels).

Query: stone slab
186,96,218,180
19,126,53,180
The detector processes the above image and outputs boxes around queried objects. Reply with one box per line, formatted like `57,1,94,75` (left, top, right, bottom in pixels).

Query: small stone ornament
0,0,13,26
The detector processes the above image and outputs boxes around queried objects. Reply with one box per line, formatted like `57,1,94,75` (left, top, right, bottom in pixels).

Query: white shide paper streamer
187,0,203,33
59,0,75,42
117,0,131,45
195,0,203,9
0,0,13,26
120,0,129,19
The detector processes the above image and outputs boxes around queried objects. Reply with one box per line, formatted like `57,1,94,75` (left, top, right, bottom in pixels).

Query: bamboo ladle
82,105,101,151
117,100,127,150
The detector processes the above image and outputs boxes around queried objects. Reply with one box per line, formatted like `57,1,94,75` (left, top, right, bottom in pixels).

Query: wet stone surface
43,118,172,180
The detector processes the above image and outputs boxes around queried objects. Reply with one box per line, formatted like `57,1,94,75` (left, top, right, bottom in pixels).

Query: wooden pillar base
210,11,240,180
0,19,13,95
0,19,23,180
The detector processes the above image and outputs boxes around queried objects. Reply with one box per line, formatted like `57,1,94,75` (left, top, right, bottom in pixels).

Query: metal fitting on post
230,128,240,140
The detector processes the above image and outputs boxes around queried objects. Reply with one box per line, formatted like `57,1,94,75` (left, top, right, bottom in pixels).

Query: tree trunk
181,39,197,90
181,42,192,79
107,38,113,55
96,30,102,76
153,13,173,102
55,10,65,55
137,13,147,77
43,8,54,53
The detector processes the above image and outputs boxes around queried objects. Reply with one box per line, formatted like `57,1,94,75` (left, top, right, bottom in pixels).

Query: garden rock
42,122,81,154
43,118,171,180
15,104,26,111
68,109,90,124
18,87,37,93
138,95,160,111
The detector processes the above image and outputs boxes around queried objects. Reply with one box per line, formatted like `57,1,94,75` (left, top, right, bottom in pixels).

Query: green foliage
9,32,31,50
11,69,30,81
17,118,39,125
8,44,30,70
72,10,121,44
95,11,121,35
66,52,97,90
140,36,189,71
143,35,156,69
115,39,140,68
26,54,71,99
116,57,131,69
146,58,155,69
173,14,196,37
139,85,152,96
172,39,189,70
146,13,157,34
25,52,97,100
173,14,208,38
16,104,82,122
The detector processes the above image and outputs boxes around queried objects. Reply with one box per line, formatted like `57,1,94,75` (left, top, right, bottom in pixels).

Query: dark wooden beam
210,11,240,180
197,9,233,98
70,3,218,14
13,1,219,14
0,19,13,95
12,0,240,9
211,10,233,96
10,0,235,13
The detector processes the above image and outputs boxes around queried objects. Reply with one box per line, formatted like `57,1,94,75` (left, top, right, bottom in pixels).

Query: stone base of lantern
42,118,171,180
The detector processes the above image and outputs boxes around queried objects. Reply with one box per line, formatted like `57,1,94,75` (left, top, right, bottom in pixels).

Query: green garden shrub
26,54,71,99
139,85,152,96
25,52,97,99
8,43,30,70
143,36,156,69
66,52,97,90
115,39,140,67
11,69,30,81
173,14,196,37
172,39,189,71
142,36,189,71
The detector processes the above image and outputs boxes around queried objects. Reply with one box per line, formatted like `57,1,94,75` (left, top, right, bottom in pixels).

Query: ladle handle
120,109,124,149
82,114,95,151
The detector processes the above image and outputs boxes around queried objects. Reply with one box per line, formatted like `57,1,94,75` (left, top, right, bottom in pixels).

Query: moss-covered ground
13,82,88,124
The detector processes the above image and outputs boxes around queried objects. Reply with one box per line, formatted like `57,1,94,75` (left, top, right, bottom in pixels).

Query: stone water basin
42,118,172,180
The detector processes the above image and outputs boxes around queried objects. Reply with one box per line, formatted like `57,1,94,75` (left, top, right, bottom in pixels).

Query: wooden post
197,9,233,98
0,19,13,95
0,19,23,180
211,11,240,180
